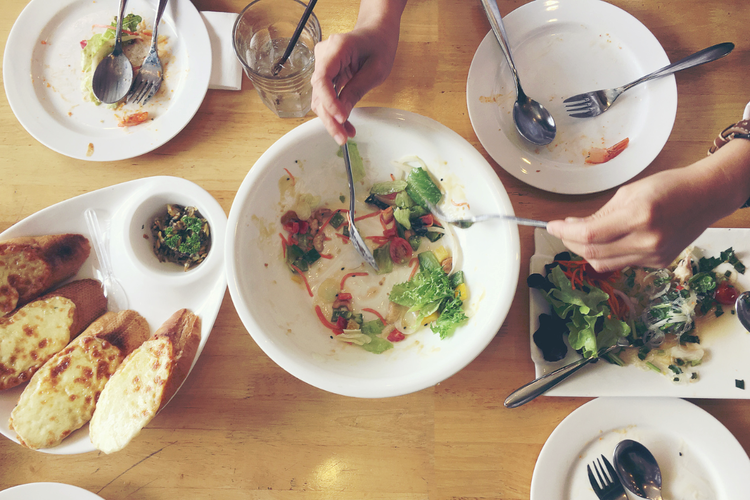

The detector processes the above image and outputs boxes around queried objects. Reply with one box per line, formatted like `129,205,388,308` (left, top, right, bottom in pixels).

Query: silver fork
587,455,628,500
425,200,547,229
342,143,379,271
128,0,169,104
564,42,734,118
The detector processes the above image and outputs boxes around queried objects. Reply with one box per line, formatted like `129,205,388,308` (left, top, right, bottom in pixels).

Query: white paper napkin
200,11,242,91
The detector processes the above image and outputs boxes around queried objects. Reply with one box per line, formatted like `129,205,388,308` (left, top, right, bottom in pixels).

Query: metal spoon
479,0,556,145
614,439,664,500
735,291,750,332
84,208,129,312
92,0,134,104
342,143,379,271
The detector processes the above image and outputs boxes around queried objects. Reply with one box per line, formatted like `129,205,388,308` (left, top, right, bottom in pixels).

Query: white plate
530,397,750,500
466,0,677,194
226,107,520,398
0,483,104,500
2,0,211,161
529,227,750,398
0,176,227,454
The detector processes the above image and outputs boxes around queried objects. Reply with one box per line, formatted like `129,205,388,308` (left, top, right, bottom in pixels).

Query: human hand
546,162,744,271
310,10,402,145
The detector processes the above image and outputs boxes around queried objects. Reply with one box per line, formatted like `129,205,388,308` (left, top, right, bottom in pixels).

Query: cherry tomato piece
387,329,405,342
389,237,413,265
715,281,738,305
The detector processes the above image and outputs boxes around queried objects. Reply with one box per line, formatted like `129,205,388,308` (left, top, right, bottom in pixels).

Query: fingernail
565,217,584,223
334,133,346,146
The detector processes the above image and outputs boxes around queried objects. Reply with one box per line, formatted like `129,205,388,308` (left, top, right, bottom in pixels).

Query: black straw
272,0,318,76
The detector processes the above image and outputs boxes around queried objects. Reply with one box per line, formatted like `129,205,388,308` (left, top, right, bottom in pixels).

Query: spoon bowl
614,439,664,500
91,0,134,104
735,290,750,332
480,0,556,145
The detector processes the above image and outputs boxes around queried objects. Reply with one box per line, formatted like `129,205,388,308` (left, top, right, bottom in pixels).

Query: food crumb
86,143,94,157
736,379,745,390
142,234,149,240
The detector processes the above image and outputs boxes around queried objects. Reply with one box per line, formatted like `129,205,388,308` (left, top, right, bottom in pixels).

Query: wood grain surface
1,0,749,498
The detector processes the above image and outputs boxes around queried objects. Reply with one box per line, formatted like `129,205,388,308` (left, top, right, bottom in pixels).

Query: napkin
200,11,243,91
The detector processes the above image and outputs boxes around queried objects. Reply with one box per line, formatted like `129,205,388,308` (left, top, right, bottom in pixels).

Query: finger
546,208,636,246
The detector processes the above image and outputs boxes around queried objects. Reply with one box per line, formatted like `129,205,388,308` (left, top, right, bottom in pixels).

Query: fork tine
565,104,592,113
133,82,152,105
594,457,608,486
141,83,161,105
569,111,596,118
563,93,589,104
602,455,618,479
587,464,602,494
127,80,144,103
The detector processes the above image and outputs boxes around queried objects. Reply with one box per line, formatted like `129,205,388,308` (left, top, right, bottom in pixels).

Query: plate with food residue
466,0,677,194
529,227,750,399
3,0,211,161
0,176,227,454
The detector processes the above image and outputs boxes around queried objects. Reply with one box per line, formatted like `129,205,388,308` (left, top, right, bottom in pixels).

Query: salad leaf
390,266,453,311
405,167,442,210
361,334,393,354
432,296,468,339
393,207,412,229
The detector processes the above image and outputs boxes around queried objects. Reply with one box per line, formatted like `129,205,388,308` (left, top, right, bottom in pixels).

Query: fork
564,42,734,118
425,200,547,229
342,142,379,271
587,455,628,500
128,0,169,104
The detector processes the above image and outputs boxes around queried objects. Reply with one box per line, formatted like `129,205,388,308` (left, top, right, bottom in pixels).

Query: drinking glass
232,0,321,118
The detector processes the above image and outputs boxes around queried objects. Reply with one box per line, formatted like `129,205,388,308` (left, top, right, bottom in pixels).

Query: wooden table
1,0,749,498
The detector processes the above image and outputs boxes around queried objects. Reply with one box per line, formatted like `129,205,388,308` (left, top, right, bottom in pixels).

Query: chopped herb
736,379,745,390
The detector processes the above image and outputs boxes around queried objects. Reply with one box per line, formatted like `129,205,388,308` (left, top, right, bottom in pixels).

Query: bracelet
708,119,750,155
707,119,750,207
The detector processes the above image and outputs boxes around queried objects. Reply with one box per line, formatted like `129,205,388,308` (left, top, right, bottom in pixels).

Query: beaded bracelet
707,119,750,207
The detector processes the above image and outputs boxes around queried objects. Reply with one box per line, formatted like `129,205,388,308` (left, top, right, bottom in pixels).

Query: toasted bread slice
90,309,201,454
0,279,107,390
0,234,91,315
9,310,150,449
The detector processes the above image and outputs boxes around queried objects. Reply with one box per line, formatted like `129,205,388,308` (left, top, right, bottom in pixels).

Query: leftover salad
80,13,169,113
279,151,469,354
529,247,745,383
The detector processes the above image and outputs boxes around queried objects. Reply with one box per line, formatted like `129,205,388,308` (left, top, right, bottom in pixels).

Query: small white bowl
225,108,520,398
118,179,220,285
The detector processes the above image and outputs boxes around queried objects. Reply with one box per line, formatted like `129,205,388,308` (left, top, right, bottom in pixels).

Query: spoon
84,208,129,312
479,0,556,145
271,0,318,76
342,142,379,271
91,0,134,104
614,439,664,500
735,291,750,332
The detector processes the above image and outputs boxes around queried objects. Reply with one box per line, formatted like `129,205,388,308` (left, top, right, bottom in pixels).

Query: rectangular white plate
529,227,750,398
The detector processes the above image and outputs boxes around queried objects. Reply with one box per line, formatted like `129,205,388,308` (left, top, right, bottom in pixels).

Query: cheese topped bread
0,234,90,315
0,279,107,390
90,309,200,454
9,310,150,449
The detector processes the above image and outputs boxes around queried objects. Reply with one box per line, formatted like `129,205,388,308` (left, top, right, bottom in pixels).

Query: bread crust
0,279,107,390
153,308,201,409
0,234,90,315
89,309,201,453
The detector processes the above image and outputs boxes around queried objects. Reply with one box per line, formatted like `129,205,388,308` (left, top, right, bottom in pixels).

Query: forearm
355,0,408,35
683,138,750,220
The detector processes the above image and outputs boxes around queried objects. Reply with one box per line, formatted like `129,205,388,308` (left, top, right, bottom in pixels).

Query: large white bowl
225,108,520,398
